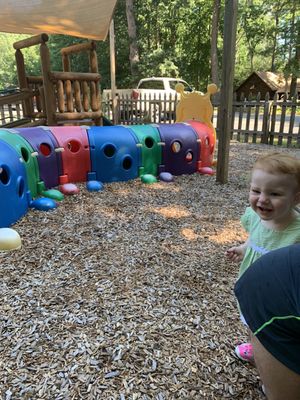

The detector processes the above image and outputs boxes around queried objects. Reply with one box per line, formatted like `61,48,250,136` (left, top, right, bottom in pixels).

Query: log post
89,46,98,73
40,42,56,125
15,49,32,117
74,81,82,112
65,80,73,112
62,54,70,72
82,81,89,112
57,80,65,112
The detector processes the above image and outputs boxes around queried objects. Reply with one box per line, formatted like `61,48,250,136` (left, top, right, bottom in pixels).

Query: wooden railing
0,88,44,127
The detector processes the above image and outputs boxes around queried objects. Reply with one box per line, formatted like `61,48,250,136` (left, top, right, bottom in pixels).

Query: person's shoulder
288,244,300,259
275,244,300,268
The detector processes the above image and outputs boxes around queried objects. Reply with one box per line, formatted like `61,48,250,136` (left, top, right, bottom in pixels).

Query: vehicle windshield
138,80,165,90
169,80,193,92
137,79,193,91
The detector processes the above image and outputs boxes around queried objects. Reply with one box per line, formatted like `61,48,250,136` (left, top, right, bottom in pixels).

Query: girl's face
249,169,300,224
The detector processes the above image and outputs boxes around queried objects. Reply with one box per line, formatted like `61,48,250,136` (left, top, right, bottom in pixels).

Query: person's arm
226,238,250,263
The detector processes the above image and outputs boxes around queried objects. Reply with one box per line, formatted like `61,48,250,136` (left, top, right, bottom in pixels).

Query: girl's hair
253,152,300,188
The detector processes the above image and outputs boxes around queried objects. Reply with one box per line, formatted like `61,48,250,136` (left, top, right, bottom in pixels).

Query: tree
288,17,300,97
125,0,140,77
211,0,221,87
0,0,298,92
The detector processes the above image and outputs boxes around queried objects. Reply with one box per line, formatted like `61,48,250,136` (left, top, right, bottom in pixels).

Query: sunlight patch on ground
152,206,190,219
100,208,118,218
148,183,181,192
114,188,131,196
208,226,247,244
181,228,199,240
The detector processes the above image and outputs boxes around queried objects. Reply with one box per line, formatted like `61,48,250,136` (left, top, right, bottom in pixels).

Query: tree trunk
289,18,300,98
125,0,139,77
210,0,221,88
270,14,279,72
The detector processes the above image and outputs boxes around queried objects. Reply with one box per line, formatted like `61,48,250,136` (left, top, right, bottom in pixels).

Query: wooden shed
235,71,300,100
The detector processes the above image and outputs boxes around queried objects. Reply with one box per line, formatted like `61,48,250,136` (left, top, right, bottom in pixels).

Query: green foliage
48,35,89,72
0,33,40,89
234,0,300,85
0,0,299,91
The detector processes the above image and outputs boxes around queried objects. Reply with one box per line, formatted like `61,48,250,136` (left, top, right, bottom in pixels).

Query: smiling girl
226,152,300,363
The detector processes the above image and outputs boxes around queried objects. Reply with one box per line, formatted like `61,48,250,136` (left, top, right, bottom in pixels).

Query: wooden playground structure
13,33,102,126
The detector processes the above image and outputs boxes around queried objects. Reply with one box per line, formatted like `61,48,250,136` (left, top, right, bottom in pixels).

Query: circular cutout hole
186,151,193,162
122,156,132,170
145,137,154,148
0,165,10,185
21,147,29,162
67,140,81,153
171,141,181,153
103,144,116,158
39,143,52,156
17,177,25,198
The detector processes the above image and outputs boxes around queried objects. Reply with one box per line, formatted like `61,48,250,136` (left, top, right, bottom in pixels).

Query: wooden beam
60,41,96,55
55,111,102,120
13,33,48,50
216,0,238,184
50,71,100,82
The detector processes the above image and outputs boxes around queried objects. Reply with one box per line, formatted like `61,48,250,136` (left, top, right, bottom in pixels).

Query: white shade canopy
0,0,117,40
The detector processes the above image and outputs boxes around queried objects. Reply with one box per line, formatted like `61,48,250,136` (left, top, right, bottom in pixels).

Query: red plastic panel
186,120,215,168
50,127,91,183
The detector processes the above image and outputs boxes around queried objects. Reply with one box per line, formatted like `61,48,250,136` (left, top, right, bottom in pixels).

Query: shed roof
236,71,300,93
0,0,117,40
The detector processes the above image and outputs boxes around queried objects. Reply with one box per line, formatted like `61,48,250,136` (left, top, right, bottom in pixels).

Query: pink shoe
235,342,254,363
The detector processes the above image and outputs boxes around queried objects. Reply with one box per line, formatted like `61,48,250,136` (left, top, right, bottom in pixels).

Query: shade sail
0,0,117,40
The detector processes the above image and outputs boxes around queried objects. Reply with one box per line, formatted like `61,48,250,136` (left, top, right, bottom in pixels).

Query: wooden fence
1,89,299,147
103,91,300,147
230,92,300,147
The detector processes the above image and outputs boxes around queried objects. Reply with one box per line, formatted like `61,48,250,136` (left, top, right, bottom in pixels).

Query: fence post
261,92,270,144
236,92,244,142
230,92,237,139
268,92,278,145
252,92,261,143
287,89,298,147
278,92,288,146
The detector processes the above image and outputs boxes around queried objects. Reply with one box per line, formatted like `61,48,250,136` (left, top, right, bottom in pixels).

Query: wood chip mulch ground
1,141,299,400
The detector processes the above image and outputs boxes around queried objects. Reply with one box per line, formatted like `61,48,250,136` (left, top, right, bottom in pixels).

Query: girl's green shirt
239,207,300,277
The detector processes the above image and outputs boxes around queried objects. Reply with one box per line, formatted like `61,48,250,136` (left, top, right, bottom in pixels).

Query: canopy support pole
216,0,238,184
109,19,118,124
